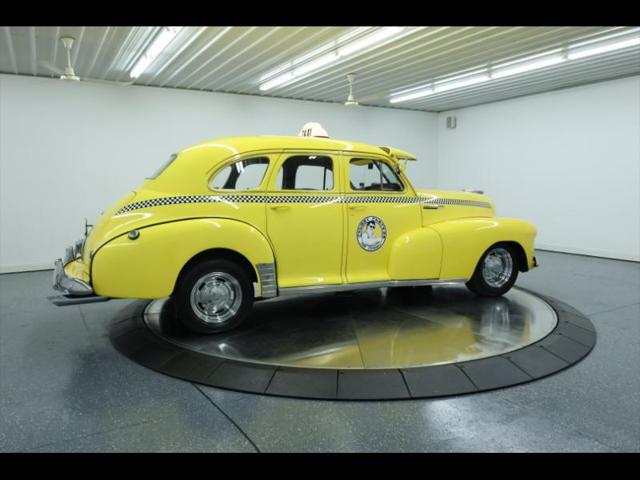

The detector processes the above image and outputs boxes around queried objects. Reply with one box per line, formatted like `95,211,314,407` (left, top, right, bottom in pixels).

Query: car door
265,151,345,288
343,155,424,284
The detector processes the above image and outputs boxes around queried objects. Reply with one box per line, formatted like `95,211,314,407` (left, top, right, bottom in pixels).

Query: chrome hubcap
190,272,242,324
482,248,513,288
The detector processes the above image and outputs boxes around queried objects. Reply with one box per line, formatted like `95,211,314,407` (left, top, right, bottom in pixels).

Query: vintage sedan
51,125,537,334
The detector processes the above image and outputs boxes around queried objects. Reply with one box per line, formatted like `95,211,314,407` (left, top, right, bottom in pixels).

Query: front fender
91,218,274,298
388,227,443,280
430,217,537,280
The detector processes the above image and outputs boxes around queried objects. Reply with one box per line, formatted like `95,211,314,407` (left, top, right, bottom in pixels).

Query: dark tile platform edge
109,289,596,401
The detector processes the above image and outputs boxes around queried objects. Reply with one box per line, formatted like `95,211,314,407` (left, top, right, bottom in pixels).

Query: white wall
437,76,640,261
3,74,638,272
0,74,438,272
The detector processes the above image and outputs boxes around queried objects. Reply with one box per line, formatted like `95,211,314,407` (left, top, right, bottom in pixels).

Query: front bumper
52,258,93,297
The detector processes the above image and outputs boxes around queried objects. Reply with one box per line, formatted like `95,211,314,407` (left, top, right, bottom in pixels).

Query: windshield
148,154,178,179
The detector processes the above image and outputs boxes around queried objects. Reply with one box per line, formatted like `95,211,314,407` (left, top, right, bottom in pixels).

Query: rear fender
91,218,274,298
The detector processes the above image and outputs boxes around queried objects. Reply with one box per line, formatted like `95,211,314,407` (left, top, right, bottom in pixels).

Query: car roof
183,135,391,158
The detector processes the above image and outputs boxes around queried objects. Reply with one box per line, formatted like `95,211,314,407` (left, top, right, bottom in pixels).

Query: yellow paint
264,150,345,287
59,135,536,299
92,218,274,298
388,227,443,280
63,258,90,284
431,217,537,279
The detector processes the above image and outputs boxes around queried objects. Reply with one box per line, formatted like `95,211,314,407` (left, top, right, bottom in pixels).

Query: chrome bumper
52,258,93,297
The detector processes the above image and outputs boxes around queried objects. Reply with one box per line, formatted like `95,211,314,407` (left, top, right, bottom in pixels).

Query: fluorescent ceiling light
436,74,490,92
569,27,640,49
389,88,434,103
390,73,490,103
568,35,640,60
337,27,405,57
258,28,371,83
259,27,408,91
260,72,295,91
293,51,340,77
130,27,183,79
389,28,640,104
492,54,566,79
390,54,563,103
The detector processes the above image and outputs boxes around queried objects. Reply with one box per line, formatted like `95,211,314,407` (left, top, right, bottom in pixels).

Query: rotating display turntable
110,286,596,400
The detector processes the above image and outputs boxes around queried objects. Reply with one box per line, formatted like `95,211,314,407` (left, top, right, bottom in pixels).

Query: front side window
349,158,404,191
275,155,333,191
209,157,270,190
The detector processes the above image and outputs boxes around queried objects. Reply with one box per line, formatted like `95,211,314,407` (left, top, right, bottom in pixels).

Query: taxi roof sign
298,122,329,138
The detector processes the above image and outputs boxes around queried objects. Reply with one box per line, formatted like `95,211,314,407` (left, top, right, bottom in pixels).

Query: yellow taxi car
52,123,537,334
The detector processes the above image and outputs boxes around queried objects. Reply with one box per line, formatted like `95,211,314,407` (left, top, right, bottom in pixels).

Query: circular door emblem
356,216,387,252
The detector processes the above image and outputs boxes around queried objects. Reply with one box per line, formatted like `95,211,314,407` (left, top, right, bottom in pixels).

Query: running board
48,295,111,306
278,278,466,296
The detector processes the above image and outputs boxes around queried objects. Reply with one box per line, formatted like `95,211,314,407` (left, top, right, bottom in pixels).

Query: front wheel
466,245,518,297
173,259,254,334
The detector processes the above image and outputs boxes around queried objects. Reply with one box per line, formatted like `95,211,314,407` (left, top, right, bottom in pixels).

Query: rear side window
349,158,404,191
148,154,178,179
209,157,270,190
275,155,333,191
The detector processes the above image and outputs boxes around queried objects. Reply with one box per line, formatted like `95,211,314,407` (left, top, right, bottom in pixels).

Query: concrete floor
0,250,638,452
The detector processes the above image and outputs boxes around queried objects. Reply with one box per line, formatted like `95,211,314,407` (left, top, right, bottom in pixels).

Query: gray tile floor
0,250,638,452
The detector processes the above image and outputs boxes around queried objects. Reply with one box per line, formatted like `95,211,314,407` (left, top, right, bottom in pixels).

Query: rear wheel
466,245,518,297
173,259,254,334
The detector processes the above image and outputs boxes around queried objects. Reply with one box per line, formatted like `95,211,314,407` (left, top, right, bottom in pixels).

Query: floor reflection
145,285,557,369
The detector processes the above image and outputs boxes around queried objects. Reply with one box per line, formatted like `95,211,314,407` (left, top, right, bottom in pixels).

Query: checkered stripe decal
348,195,419,204
115,194,491,215
419,197,492,208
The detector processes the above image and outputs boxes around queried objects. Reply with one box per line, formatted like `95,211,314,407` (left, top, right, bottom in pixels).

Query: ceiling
1,26,639,112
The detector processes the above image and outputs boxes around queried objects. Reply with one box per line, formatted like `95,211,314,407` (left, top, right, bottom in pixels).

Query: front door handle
270,205,290,211
348,205,366,211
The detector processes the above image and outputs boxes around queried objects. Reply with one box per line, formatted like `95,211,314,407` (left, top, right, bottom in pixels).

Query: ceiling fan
344,73,359,106
343,72,388,106
39,36,134,86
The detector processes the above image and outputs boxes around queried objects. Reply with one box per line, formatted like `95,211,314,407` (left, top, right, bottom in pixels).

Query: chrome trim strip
52,258,94,297
256,262,278,298
48,295,110,306
63,246,74,265
115,194,491,215
419,196,491,209
278,278,467,296
73,238,85,259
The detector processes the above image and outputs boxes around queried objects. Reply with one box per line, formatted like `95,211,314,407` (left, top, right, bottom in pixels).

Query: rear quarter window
209,157,270,190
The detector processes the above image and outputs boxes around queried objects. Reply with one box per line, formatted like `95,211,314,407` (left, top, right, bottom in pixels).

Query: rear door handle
270,205,290,211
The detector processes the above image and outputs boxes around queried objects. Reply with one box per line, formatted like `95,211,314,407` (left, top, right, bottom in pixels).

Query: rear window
148,154,178,179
